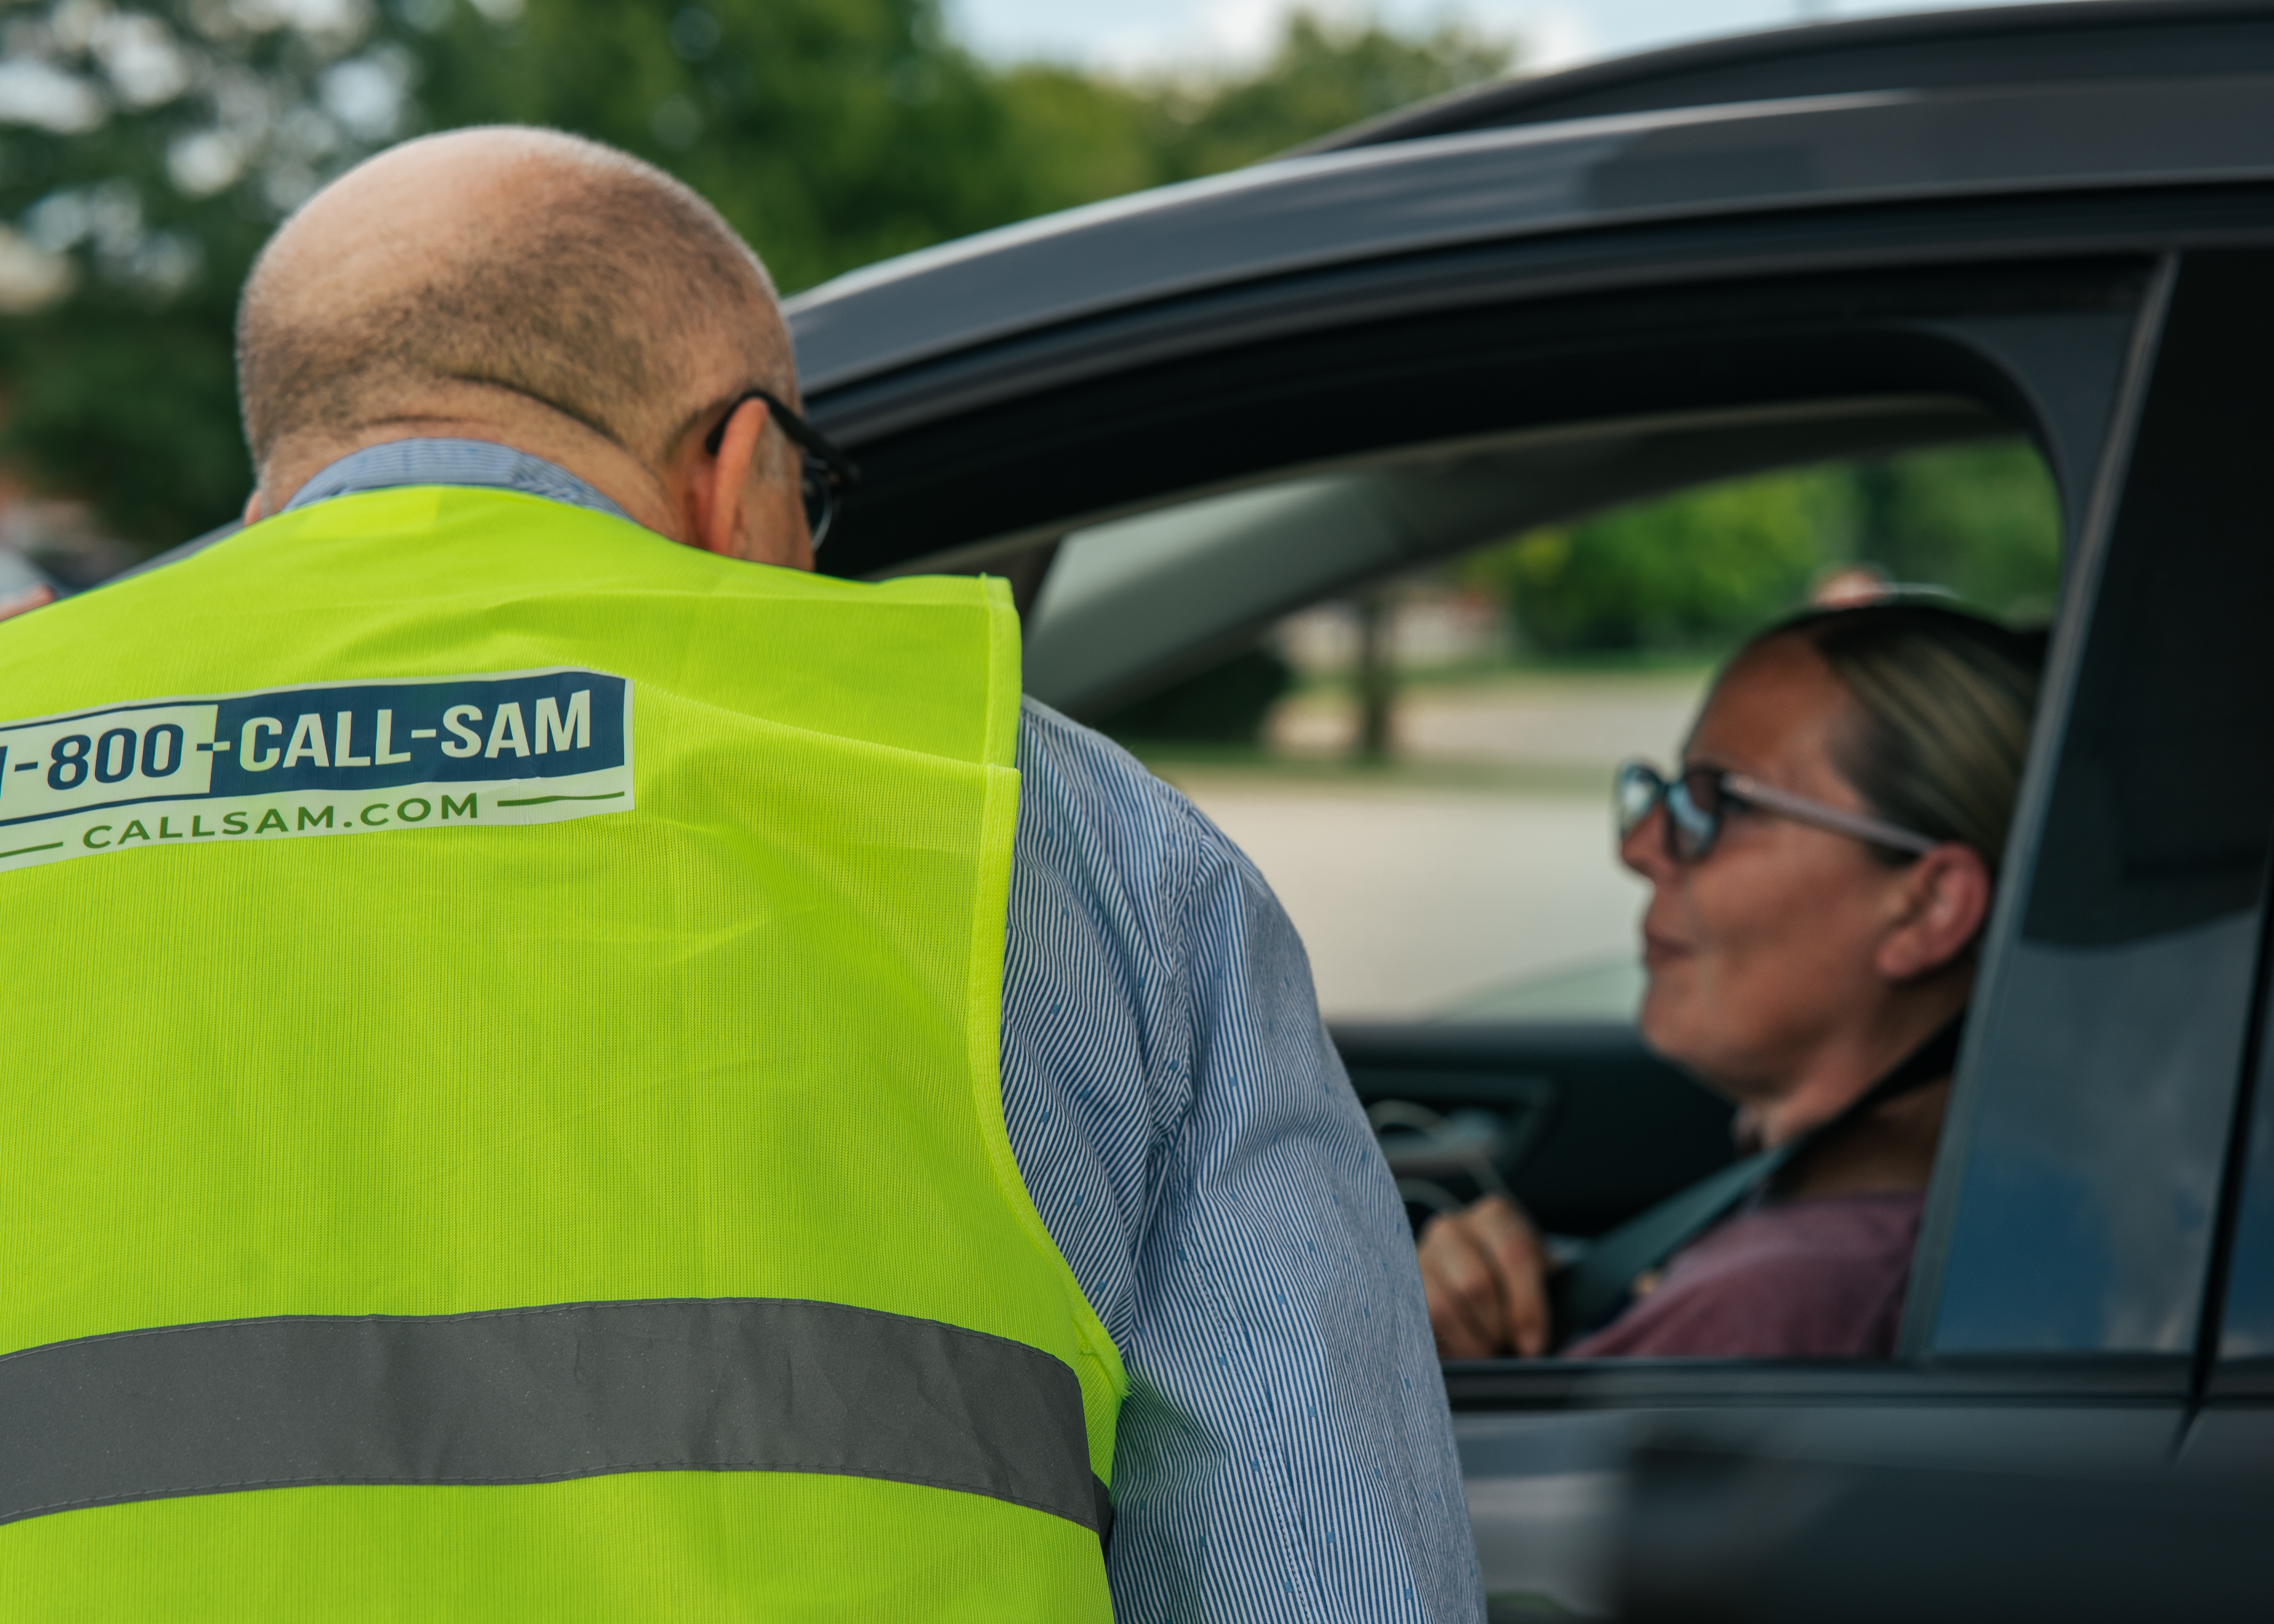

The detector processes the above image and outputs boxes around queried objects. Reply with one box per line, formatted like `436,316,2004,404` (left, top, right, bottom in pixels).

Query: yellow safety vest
0,486,1123,1619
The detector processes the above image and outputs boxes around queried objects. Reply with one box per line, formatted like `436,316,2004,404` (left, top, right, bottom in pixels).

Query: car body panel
1307,0,2274,151
766,2,2274,1608
790,75,2274,401
1920,250,2274,1357
1460,1395,2185,1617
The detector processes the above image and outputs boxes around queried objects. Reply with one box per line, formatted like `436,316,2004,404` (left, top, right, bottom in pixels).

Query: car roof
1302,0,2274,151
787,1,2274,403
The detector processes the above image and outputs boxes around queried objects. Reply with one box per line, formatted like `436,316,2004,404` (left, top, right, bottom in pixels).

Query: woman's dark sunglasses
704,387,861,550
1615,758,1939,864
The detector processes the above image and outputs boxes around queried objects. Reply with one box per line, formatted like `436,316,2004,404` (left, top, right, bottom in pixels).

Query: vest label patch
0,668,633,875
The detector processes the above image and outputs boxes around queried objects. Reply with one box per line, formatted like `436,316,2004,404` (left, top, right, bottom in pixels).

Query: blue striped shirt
285,441,1483,1623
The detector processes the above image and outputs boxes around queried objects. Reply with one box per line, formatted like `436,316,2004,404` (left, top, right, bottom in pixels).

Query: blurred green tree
1848,442,2062,620
1468,468,1851,655
1138,13,1512,180
412,0,1063,292
0,1,1514,552
1462,441,2062,655
0,0,451,549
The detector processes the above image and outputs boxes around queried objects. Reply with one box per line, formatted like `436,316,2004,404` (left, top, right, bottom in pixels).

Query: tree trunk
1355,591,1395,762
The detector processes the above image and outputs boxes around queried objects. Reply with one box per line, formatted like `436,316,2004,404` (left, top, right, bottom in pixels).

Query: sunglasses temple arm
1722,772,1940,855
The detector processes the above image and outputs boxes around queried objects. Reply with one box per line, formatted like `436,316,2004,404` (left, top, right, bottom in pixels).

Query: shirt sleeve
1002,702,1482,1624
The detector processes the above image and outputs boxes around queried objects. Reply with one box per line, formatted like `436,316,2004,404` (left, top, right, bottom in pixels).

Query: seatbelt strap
1549,1012,1965,1346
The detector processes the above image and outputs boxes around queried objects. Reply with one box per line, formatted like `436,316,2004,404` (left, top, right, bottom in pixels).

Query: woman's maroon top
1565,1190,1925,1359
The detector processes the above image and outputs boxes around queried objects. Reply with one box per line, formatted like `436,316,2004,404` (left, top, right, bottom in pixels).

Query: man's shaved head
237,127,791,482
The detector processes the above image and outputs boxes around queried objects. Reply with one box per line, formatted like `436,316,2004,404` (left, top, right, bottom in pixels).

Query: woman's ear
1875,845,1994,982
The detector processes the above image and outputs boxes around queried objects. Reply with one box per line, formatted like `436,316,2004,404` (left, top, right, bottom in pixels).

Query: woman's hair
1748,602,2048,871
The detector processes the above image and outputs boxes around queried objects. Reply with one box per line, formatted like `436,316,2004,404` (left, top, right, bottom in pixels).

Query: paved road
1169,775,1647,1019
1160,671,1706,1021
1268,669,1711,770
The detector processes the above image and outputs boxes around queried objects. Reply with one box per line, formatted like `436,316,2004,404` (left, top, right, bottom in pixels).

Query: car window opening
1030,421,2060,1366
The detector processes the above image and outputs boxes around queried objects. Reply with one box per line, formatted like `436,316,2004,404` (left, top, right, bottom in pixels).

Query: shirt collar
283,438,633,525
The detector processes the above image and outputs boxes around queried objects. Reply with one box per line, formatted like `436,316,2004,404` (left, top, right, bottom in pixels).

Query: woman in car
1419,601,2044,1359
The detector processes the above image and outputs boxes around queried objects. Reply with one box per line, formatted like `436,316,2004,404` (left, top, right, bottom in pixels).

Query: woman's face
1624,636,1921,1109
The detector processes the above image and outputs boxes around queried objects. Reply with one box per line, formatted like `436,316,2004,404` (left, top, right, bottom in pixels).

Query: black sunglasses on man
703,388,861,551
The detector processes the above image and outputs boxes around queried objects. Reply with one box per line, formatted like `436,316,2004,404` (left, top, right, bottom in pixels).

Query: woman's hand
1417,1195,1552,1358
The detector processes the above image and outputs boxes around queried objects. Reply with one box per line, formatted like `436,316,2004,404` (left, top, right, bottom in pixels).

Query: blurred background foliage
1097,441,2062,749
0,0,2062,693
1460,441,2062,656
0,0,1514,551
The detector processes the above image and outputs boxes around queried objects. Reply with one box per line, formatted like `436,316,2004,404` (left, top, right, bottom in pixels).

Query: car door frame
795,199,2274,1614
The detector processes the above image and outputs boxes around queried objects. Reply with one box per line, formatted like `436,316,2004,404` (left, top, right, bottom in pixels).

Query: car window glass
2215,1016,2274,1367
1922,252,2274,1358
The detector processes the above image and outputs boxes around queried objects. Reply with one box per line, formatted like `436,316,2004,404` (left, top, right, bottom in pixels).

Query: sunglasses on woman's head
1615,758,1940,865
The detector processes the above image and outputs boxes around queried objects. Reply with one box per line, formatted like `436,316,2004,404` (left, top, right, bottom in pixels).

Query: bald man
0,130,1477,1622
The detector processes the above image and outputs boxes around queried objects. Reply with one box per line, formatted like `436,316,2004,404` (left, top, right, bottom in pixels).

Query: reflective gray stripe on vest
0,1298,1108,1538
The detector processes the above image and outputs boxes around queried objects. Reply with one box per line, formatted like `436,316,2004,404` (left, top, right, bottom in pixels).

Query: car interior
823,255,2157,1370
1016,403,2057,1253
1014,395,2034,1247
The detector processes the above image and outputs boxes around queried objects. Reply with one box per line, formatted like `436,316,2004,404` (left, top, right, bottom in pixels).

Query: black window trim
1895,252,2181,1360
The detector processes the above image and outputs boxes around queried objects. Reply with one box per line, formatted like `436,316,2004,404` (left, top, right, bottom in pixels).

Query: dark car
783,2,2274,1613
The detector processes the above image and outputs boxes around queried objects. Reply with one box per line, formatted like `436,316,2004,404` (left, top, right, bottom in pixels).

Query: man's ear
1875,845,1994,982
686,397,768,558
